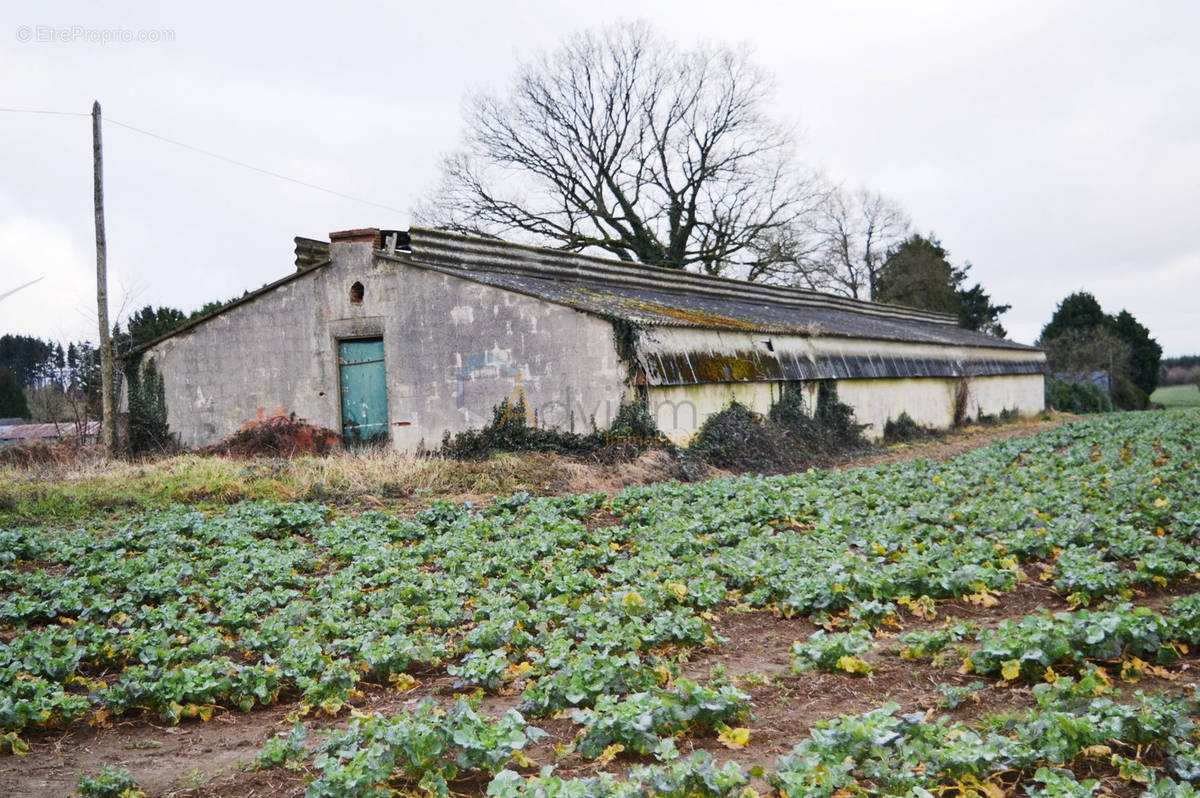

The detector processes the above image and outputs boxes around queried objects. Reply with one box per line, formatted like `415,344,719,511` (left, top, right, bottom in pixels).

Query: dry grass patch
0,449,574,524
0,413,1068,526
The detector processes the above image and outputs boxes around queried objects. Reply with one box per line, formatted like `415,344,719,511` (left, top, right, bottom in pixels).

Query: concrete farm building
131,227,1046,450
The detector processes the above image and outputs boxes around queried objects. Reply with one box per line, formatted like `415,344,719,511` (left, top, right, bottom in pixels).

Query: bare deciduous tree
417,23,819,277
791,186,911,299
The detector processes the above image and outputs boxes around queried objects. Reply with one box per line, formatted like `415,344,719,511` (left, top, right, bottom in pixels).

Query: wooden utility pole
93,101,116,457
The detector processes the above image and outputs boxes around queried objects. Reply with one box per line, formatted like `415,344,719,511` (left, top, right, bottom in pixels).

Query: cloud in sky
2,0,1196,354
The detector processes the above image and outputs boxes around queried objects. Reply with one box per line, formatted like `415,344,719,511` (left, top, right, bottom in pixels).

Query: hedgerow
1045,377,1114,413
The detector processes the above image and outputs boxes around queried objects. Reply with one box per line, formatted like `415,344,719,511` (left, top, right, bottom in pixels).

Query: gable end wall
141,244,630,451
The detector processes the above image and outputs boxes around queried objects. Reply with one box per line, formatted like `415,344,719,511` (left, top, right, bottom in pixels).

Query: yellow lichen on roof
626,299,763,331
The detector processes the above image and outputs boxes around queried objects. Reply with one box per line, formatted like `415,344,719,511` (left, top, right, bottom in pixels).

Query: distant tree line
0,335,102,422
0,367,29,419
0,298,233,423
1160,356,1200,387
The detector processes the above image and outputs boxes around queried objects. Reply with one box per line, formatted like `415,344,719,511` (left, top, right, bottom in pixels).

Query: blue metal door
338,338,388,443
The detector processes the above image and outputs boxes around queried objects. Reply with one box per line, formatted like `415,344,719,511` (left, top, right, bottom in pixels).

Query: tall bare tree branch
785,185,912,299
416,23,819,277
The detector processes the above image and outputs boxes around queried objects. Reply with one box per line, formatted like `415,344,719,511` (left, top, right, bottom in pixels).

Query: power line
0,277,45,304
0,106,405,214
104,117,406,214
0,107,89,117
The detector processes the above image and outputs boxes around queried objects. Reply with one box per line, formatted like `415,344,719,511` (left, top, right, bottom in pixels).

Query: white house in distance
0,421,100,448
129,227,1046,451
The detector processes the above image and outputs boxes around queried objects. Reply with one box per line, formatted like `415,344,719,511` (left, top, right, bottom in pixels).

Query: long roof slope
397,228,1037,352
133,227,1041,361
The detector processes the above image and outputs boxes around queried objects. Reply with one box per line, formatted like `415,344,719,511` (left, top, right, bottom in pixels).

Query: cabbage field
2,410,1199,796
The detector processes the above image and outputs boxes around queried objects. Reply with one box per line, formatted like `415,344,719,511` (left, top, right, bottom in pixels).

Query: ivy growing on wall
125,358,173,454
607,317,643,381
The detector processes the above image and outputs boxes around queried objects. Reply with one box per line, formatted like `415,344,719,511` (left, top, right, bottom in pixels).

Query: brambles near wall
883,411,936,444
445,381,869,476
682,381,869,476
808,381,870,451
767,380,870,454
685,401,798,474
441,398,664,462
198,414,340,458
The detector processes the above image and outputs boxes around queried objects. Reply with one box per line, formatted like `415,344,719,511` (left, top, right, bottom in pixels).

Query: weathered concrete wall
646,373,1044,443
639,326,1044,442
834,378,954,437
142,237,630,451
139,269,336,448
649,373,1044,442
649,381,790,444
363,253,630,452
963,373,1046,419
836,373,1044,438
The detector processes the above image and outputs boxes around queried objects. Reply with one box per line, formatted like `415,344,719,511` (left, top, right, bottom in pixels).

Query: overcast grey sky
2,0,1196,355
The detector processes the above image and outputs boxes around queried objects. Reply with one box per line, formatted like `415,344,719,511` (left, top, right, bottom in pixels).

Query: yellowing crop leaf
964,591,999,608
389,673,419,691
717,724,751,749
836,655,872,675
596,743,624,765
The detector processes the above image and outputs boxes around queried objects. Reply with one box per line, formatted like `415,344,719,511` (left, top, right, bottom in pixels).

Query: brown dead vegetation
198,415,340,458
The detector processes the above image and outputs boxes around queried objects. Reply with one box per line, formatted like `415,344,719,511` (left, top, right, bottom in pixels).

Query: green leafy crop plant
297,697,545,797
0,409,1196,792
486,750,751,797
770,675,1200,796
569,677,752,758
789,629,874,675
968,603,1188,681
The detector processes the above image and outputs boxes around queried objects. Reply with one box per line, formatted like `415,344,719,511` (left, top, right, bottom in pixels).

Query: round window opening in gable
350,281,364,305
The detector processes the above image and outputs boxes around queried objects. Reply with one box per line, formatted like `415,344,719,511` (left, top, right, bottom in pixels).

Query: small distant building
0,421,100,447
130,228,1046,451
1053,371,1110,393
